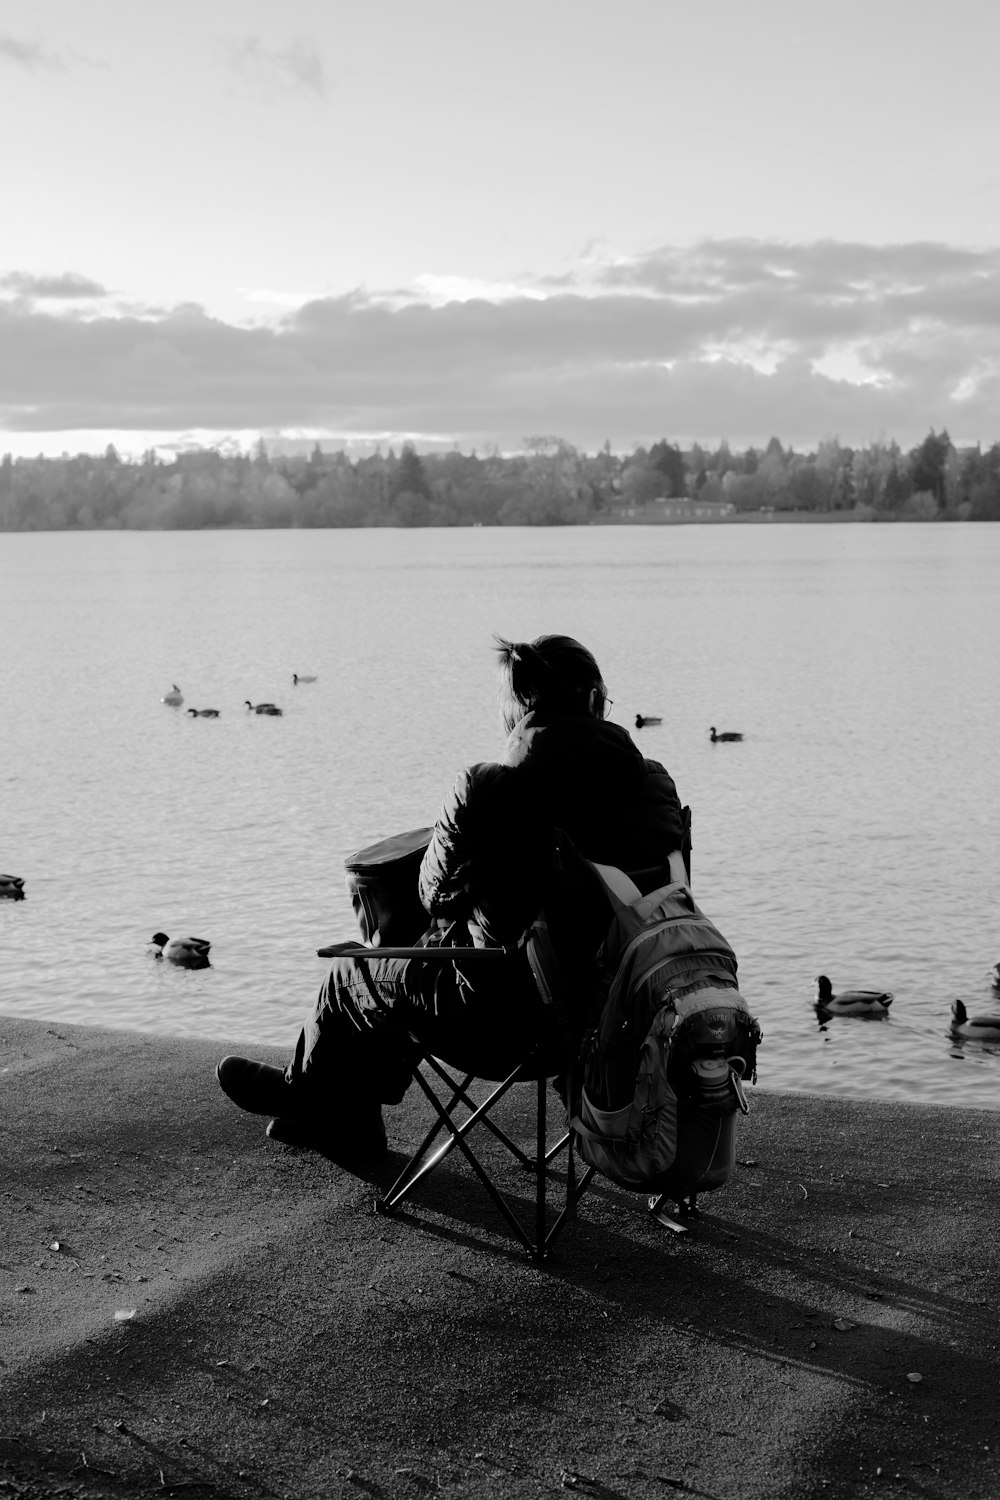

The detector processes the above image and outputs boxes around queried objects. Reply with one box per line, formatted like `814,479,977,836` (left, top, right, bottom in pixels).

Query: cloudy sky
2,0,999,457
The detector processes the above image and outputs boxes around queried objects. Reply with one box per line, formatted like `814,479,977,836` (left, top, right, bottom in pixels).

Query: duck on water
150,933,211,969
951,999,1000,1041
815,975,894,1015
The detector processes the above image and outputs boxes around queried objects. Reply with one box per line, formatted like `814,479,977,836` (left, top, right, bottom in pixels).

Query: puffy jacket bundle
573,875,761,1214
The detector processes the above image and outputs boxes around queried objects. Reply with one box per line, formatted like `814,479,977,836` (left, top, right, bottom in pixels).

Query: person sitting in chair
216,634,686,1158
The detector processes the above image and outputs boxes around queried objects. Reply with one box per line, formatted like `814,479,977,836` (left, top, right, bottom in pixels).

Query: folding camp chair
310,938,588,1261
317,808,692,1263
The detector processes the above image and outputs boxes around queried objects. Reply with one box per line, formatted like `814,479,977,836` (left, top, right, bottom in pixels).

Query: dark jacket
502,711,683,872
419,712,684,946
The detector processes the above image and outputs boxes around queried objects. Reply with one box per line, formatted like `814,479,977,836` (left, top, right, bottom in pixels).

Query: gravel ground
1,1014,998,1500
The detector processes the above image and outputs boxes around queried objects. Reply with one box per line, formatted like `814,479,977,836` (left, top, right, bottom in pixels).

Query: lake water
2,523,999,1110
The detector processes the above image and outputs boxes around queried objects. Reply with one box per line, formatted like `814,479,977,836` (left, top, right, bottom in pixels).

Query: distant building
602,494,736,523
651,495,735,520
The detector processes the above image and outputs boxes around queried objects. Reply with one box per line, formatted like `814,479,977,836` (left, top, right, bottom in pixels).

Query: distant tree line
2,429,999,531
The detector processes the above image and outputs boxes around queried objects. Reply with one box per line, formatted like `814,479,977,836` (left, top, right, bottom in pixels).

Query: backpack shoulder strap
589,846,690,910
588,862,642,908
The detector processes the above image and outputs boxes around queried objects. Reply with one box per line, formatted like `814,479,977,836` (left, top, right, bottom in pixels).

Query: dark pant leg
285,948,554,1107
286,953,426,1107
407,950,559,1079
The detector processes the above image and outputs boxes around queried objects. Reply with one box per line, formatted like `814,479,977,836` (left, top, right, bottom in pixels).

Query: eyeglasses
604,697,614,717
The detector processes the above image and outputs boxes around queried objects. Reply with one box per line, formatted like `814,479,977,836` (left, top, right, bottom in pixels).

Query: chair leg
381,1066,478,1197
536,1075,546,1255
381,1065,522,1209
422,1055,537,1168
389,1065,546,1258
537,1059,595,1257
378,1054,595,1261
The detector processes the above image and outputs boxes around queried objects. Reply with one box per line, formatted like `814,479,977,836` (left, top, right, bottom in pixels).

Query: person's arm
418,763,502,918
419,763,548,943
637,758,686,865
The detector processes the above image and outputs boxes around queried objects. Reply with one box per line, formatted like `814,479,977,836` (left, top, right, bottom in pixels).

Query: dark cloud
217,35,327,101
2,239,1000,449
1,271,109,299
0,34,64,70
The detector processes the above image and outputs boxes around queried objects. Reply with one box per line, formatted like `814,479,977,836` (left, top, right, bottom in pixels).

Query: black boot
218,1055,387,1158
216,1056,297,1116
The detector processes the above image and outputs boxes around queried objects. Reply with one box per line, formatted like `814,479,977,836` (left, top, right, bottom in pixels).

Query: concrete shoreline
2,1013,998,1500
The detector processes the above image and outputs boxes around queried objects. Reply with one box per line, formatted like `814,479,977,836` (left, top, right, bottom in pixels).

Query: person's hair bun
493,633,604,733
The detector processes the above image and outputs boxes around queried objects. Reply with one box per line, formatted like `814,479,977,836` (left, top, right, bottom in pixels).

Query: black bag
343,827,434,947
572,874,762,1207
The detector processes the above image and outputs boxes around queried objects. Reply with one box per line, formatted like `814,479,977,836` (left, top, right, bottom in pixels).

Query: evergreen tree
909,429,951,506
648,439,687,497
392,444,432,500
883,462,912,511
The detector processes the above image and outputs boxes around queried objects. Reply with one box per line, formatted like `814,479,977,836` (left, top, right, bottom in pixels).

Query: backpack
571,869,761,1216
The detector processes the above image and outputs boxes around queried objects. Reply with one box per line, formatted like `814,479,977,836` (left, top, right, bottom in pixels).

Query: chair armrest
316,941,509,961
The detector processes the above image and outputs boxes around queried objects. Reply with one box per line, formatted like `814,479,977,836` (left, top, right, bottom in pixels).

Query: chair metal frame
317,809,691,1262
312,940,591,1260
381,1029,595,1261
